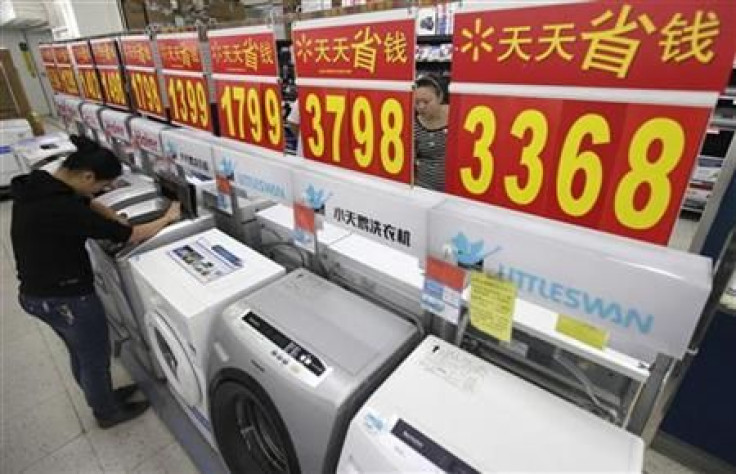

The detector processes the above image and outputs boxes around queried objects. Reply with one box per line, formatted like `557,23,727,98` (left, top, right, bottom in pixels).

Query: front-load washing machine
337,336,644,473
130,228,285,445
207,268,419,474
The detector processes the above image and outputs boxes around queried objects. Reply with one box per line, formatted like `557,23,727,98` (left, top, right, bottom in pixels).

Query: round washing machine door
146,310,202,406
211,379,301,474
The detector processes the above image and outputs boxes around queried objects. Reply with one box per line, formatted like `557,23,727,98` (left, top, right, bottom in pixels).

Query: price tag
421,256,466,324
58,66,80,96
293,203,317,253
46,66,63,93
556,314,609,350
469,271,516,343
299,87,413,183
129,70,165,118
165,74,213,132
78,68,104,102
99,68,128,108
215,80,284,151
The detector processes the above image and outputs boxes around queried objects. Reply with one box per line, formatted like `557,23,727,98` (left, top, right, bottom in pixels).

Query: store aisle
0,198,200,473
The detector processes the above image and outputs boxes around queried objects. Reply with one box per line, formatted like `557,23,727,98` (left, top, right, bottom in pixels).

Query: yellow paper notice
469,271,517,342
556,315,609,350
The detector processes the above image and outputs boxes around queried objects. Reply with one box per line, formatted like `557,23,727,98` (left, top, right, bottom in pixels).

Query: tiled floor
0,119,715,473
0,201,199,473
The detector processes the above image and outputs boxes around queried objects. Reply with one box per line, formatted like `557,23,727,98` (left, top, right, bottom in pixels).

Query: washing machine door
147,310,201,406
210,379,300,474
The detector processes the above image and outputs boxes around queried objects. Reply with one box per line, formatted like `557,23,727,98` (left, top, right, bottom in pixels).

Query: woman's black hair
62,135,123,180
416,74,449,104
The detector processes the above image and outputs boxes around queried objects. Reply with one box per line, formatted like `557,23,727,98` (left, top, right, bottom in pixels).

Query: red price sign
39,45,56,64
292,11,415,81
210,26,283,150
99,68,127,108
58,66,80,96
448,1,736,244
446,95,710,243
53,45,71,66
70,41,94,67
299,87,412,183
78,68,104,102
293,10,416,184
121,36,156,68
215,80,283,151
157,33,204,73
90,39,120,67
46,66,63,93
165,74,213,132
129,69,166,118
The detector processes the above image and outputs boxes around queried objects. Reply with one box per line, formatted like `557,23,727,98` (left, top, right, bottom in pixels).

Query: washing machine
207,268,419,474
88,197,171,349
92,172,158,211
12,132,77,171
255,203,351,270
1,119,33,192
130,228,285,445
337,336,644,473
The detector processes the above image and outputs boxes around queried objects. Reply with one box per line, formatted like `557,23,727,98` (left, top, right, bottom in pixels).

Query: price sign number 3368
218,82,283,150
166,76,210,130
300,89,412,183
448,96,707,240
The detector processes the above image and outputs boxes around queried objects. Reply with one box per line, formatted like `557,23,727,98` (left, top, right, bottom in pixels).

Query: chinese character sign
157,32,213,133
446,1,736,245
121,35,167,120
293,10,416,184
71,41,104,103
90,38,129,109
39,45,62,93
53,44,80,96
452,0,736,91
292,13,415,81
209,26,283,151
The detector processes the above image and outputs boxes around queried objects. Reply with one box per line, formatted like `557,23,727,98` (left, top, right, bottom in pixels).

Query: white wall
0,28,53,115
69,0,123,37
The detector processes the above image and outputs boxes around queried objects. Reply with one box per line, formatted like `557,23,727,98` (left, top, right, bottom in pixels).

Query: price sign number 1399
448,96,707,242
166,75,210,131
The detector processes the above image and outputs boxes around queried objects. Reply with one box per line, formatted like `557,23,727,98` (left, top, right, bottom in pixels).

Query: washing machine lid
149,309,202,406
237,269,415,376
132,228,285,320
256,203,351,246
354,336,644,472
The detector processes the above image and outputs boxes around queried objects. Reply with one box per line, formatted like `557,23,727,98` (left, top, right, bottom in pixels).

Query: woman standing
414,74,449,192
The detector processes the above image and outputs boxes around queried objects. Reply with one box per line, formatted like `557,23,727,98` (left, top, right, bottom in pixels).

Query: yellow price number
80,69,103,102
451,97,693,237
166,75,210,130
130,71,163,116
219,82,283,149
59,68,79,95
100,69,126,106
302,90,408,180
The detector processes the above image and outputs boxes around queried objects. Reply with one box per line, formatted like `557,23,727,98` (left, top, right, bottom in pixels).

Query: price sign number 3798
447,96,708,242
300,89,412,183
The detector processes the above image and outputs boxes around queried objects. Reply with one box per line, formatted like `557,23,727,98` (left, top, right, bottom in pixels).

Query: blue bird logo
303,185,331,211
218,157,235,179
164,141,178,160
450,232,501,266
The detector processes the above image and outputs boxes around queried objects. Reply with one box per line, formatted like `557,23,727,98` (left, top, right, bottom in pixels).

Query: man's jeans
19,293,119,418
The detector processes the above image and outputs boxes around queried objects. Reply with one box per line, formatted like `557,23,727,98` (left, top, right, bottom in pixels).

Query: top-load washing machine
12,132,77,171
92,171,158,211
130,228,285,445
337,336,644,473
207,268,419,474
1,119,33,191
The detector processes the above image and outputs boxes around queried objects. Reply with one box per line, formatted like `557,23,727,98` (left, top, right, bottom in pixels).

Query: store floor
0,119,706,473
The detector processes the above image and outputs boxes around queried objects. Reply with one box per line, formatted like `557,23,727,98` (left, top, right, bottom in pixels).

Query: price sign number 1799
218,81,283,150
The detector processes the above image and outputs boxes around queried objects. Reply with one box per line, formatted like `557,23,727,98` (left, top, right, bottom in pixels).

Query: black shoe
96,401,150,429
113,384,140,402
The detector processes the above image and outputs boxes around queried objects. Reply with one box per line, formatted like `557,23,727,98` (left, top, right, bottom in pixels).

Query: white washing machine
130,228,285,445
338,336,644,473
207,268,419,474
92,172,158,211
0,119,33,190
12,132,77,171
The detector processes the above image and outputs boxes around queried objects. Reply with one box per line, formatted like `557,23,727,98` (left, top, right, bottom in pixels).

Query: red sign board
165,73,213,132
121,35,167,120
99,68,128,109
157,33,204,73
39,45,63,93
209,27,278,77
452,0,736,92
121,37,156,68
209,26,283,150
53,44,71,65
446,1,736,244
293,13,415,81
293,10,416,184
70,41,94,67
91,39,121,67
39,45,56,64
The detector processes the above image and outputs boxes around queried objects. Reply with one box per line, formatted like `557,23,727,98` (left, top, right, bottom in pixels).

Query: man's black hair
62,135,123,181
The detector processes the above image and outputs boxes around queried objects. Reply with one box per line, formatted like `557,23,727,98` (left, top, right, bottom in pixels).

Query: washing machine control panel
243,312,327,378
